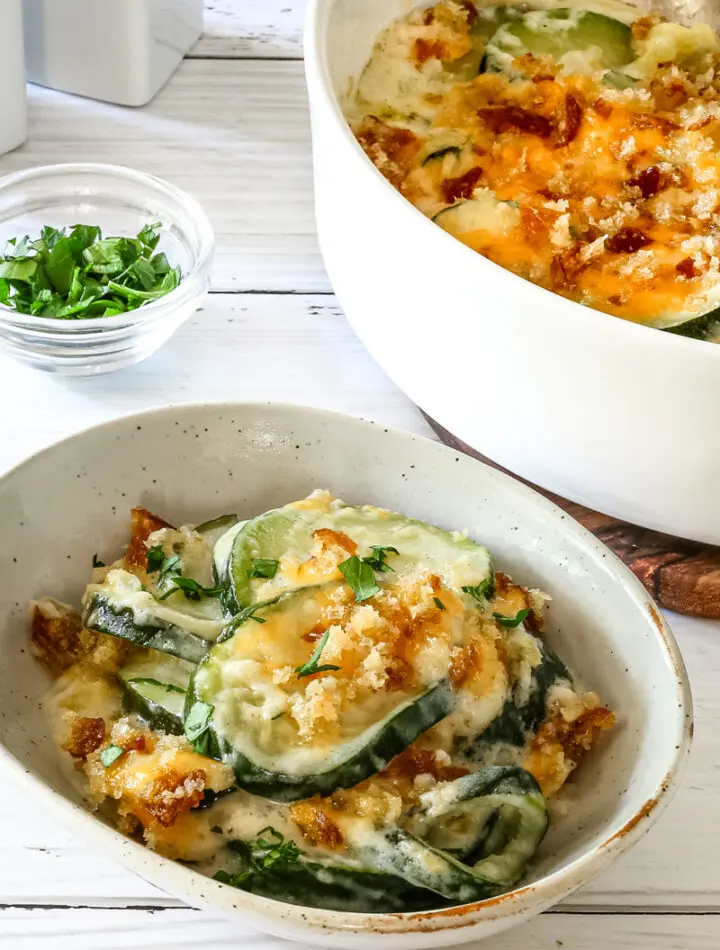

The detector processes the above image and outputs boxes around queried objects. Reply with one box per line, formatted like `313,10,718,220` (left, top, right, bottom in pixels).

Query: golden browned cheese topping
524,704,616,796
63,716,106,759
354,6,720,327
31,601,85,677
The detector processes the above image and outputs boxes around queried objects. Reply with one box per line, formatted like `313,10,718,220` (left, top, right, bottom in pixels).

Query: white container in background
0,0,27,156
22,0,204,107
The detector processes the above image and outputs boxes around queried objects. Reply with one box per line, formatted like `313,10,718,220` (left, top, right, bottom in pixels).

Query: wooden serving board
424,414,720,619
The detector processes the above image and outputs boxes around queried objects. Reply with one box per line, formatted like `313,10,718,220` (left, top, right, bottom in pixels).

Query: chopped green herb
338,555,381,602
100,745,125,768
92,554,105,568
184,701,214,749
462,576,494,606
211,825,224,835
295,630,341,678
145,545,166,573
145,546,181,581
433,596,446,611
247,558,279,580
217,605,267,643
128,677,185,695
0,222,181,319
254,827,301,870
158,576,224,602
214,827,300,889
493,608,530,628
362,545,399,573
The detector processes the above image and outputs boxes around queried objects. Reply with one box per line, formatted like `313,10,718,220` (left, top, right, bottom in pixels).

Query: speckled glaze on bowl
0,404,692,948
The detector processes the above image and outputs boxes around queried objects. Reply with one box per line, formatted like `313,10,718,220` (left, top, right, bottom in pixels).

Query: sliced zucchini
655,308,720,341
355,5,529,123
447,4,532,81
118,654,193,735
483,8,634,78
217,845,443,913
433,193,521,240
346,767,548,902
460,642,570,756
187,584,456,801
194,514,239,550
216,494,492,611
83,569,223,663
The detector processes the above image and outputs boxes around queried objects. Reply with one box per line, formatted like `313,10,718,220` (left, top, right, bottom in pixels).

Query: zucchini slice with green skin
83,570,223,664
483,9,634,78
347,767,548,902
446,4,532,81
86,594,213,664
187,584,456,801
217,846,445,913
655,308,720,341
216,495,493,611
433,194,521,241
194,514,239,550
118,654,193,735
460,642,570,756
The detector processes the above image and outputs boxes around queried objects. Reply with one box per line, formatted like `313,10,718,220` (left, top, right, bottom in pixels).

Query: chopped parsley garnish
211,826,223,835
145,545,166,573
158,576,224,601
128,677,185,694
295,630,341,678
216,605,267,643
92,554,105,568
100,745,125,768
213,827,300,889
493,608,530,628
247,558,279,580
184,701,214,753
362,545,399,573
433,596,446,611
338,555,381,602
0,223,181,319
462,576,494,606
145,546,181,580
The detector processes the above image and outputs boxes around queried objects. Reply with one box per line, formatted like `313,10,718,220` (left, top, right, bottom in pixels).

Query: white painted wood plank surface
1,908,717,949
196,0,305,58
4,62,326,293
0,293,432,475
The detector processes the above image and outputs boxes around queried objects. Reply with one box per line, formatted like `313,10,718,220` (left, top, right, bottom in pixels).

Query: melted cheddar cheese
351,0,720,334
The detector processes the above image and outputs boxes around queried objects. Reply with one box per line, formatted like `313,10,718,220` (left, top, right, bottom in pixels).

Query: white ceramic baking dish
304,0,720,545
0,404,691,947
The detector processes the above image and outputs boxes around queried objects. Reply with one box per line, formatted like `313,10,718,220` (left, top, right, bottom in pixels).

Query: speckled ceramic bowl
0,404,692,948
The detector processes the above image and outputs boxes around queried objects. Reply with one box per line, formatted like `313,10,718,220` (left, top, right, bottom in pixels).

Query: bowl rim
0,401,693,936
303,0,720,363
0,162,215,334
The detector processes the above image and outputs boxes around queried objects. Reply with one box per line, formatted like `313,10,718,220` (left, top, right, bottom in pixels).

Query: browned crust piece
125,507,173,569
31,602,85,677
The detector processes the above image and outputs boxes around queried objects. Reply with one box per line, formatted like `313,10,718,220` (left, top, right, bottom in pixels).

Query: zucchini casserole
31,492,613,911
349,0,720,341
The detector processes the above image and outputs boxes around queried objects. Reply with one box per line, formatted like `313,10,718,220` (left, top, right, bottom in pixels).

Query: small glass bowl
0,163,214,375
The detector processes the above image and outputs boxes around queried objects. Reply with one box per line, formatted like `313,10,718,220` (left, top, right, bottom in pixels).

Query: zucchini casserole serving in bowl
0,404,691,946
32,492,614,912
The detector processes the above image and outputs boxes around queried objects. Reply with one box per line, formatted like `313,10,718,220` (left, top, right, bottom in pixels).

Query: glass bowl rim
0,162,215,334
